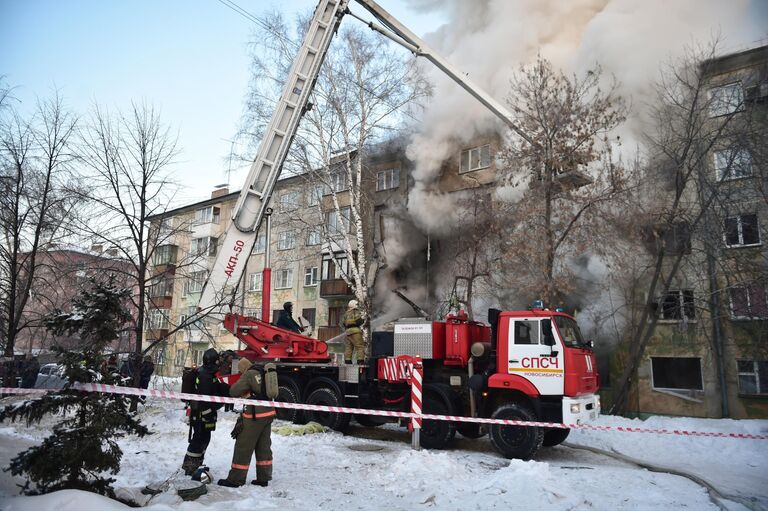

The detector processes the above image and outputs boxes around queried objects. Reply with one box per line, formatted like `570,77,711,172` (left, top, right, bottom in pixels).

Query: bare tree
0,90,80,358
239,14,427,347
609,42,752,414
494,56,628,306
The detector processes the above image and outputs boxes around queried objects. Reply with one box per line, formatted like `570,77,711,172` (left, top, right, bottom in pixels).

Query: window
657,290,695,321
304,266,319,287
191,237,217,257
724,214,760,247
180,306,202,329
325,207,351,234
148,309,170,330
513,320,540,345
714,148,752,180
191,349,204,367
308,185,324,206
322,256,349,280
460,144,492,173
274,269,293,289
306,227,322,246
302,308,316,327
709,83,744,117
277,231,296,250
661,222,691,255
153,245,178,266
376,168,400,191
737,360,768,396
252,233,266,254
159,217,174,236
194,206,220,225
729,284,768,319
278,191,300,212
154,349,166,366
248,273,262,292
149,278,173,298
175,349,186,367
651,357,703,390
243,308,262,320
184,270,206,295
326,171,347,194
553,316,586,348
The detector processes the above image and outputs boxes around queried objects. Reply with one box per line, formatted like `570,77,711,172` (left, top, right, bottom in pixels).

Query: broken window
724,213,760,247
376,168,400,191
661,222,692,255
657,290,695,321
651,357,703,390
729,284,768,319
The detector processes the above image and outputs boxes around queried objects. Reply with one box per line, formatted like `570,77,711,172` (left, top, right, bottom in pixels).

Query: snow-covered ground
0,386,766,511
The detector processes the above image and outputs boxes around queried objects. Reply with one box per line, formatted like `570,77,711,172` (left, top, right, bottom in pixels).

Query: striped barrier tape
1,385,767,440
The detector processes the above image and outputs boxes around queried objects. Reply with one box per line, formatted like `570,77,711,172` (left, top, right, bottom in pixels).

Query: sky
0,0,445,205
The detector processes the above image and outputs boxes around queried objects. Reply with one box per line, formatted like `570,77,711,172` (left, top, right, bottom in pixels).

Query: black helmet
202,348,219,367
283,301,293,311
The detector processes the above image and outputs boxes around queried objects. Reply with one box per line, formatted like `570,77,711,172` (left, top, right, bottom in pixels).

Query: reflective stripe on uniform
186,451,203,457
242,410,276,419
200,409,212,415
231,463,250,470
255,460,273,466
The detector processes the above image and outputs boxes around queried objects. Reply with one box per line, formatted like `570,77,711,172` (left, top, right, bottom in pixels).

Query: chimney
211,184,229,199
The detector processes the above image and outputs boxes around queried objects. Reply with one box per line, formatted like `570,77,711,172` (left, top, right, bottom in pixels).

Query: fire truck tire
305,387,351,431
489,403,544,460
542,428,570,447
275,383,303,424
420,395,456,449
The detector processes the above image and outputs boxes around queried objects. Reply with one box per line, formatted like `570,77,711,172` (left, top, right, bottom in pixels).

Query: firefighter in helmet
218,358,278,487
343,299,365,364
275,301,304,333
182,348,228,475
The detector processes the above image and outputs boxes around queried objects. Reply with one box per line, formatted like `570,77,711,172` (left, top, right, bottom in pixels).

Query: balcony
317,326,343,342
320,279,354,298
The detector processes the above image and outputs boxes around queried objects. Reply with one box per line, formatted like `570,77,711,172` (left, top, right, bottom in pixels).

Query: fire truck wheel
305,387,351,431
420,395,456,449
275,383,303,424
457,423,485,439
489,403,544,460
542,427,570,447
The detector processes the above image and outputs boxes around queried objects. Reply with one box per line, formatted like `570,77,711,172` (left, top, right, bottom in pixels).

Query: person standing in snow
217,358,277,488
140,356,154,389
342,299,365,364
182,348,229,475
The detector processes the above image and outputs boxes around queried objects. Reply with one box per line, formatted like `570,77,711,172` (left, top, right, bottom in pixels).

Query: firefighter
274,301,304,333
217,358,277,488
182,348,227,475
343,299,365,364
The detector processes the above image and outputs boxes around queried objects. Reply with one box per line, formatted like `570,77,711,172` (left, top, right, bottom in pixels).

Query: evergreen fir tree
0,276,149,497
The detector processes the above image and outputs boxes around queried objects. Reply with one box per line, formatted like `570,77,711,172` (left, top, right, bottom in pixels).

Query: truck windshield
553,316,587,348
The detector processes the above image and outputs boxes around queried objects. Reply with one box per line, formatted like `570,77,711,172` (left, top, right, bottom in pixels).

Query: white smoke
404,0,765,227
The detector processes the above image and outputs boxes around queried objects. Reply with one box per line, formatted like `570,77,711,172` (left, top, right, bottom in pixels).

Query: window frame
274,268,294,290
325,206,351,235
191,237,217,257
729,284,768,320
376,168,400,191
650,357,704,392
277,230,296,251
148,309,170,330
708,82,744,118
248,273,263,292
657,289,696,322
724,213,761,248
278,190,301,212
193,206,221,225
252,233,266,254
459,144,492,174
736,360,768,396
714,147,753,181
304,266,319,287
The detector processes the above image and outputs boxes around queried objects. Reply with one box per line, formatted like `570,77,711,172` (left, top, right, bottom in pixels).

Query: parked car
35,364,67,389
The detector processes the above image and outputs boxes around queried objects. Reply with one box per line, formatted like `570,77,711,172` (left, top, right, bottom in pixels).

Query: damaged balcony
319,278,354,298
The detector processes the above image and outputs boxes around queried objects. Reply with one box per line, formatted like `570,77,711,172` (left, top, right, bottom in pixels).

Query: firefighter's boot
182,453,203,476
217,478,242,488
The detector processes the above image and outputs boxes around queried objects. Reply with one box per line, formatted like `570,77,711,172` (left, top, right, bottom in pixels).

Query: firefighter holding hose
343,299,365,364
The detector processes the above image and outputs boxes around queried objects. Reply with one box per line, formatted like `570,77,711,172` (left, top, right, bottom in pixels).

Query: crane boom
200,0,530,312
199,0,349,310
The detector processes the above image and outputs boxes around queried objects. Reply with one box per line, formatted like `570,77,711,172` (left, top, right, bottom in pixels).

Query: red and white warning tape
1,385,767,440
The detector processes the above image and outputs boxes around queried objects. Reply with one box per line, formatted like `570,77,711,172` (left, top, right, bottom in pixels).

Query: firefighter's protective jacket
230,368,274,416
343,308,363,335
